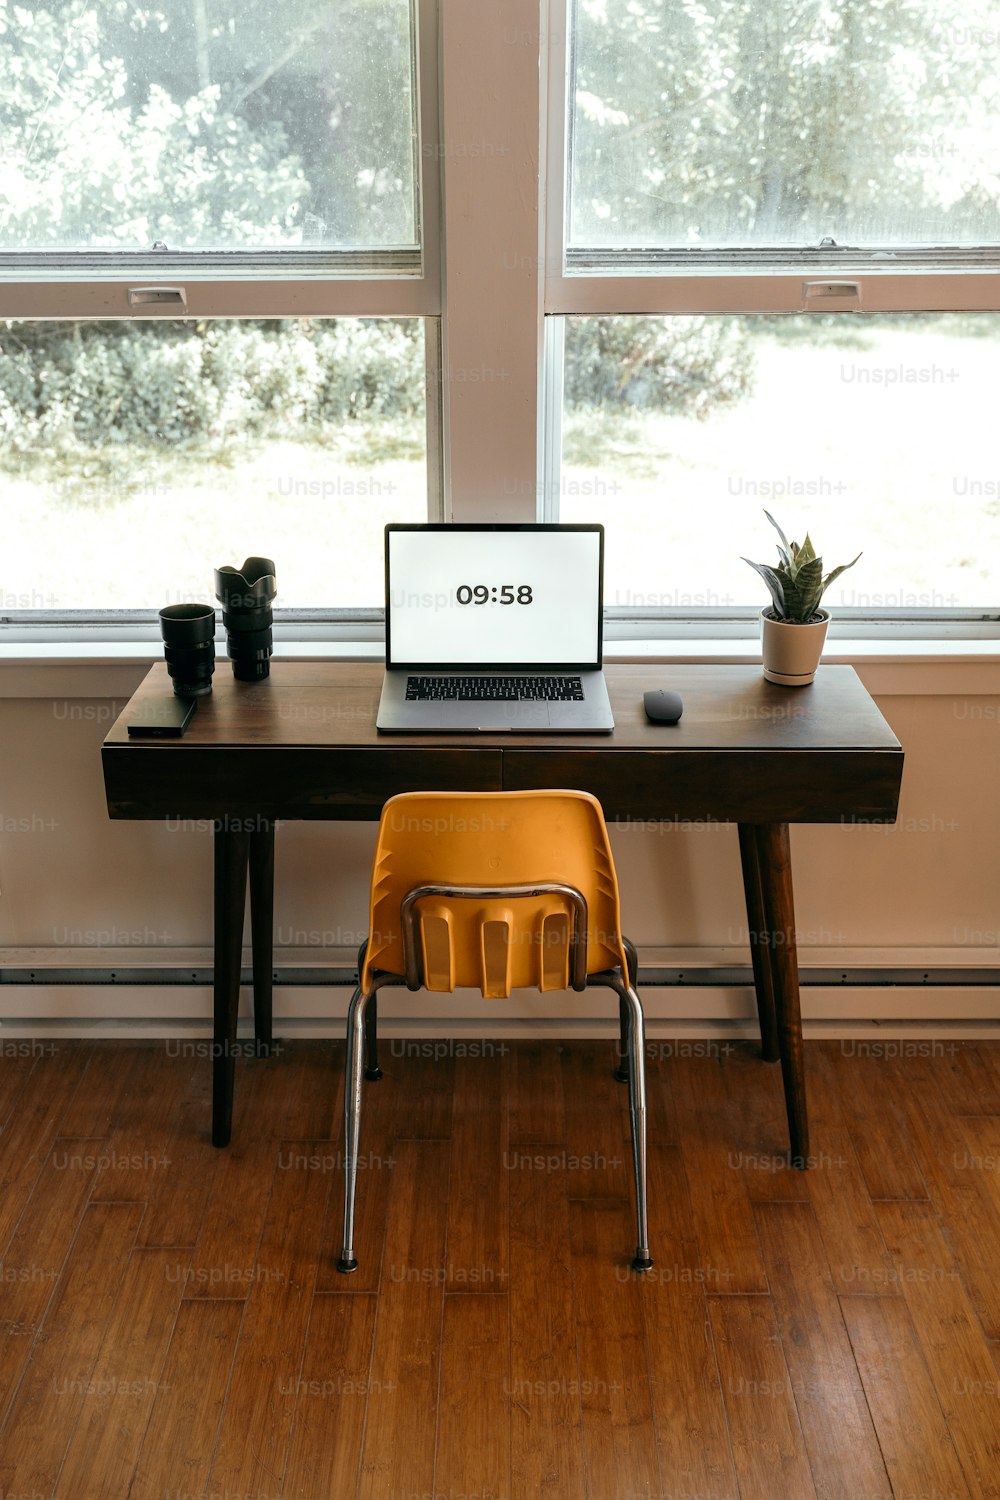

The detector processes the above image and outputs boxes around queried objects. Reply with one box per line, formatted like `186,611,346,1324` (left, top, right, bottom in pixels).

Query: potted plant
742,512,861,686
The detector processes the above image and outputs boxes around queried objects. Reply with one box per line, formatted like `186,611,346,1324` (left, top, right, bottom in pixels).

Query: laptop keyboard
406,675,585,702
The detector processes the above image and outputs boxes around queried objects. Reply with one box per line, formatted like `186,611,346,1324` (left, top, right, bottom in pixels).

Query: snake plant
742,511,861,623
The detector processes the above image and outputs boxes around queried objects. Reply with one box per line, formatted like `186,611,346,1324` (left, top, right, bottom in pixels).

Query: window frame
1,0,999,641
536,0,1000,639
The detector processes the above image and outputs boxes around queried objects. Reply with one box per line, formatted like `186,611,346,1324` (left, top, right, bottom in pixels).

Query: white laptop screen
385,524,603,669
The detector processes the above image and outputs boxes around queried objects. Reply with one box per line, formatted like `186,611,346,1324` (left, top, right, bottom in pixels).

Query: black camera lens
158,603,217,696
214,557,277,682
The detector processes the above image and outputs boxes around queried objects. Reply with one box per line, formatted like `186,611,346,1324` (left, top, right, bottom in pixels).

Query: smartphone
127,695,198,738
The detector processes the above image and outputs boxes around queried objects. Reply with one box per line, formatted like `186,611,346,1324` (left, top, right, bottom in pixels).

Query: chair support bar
398,882,590,993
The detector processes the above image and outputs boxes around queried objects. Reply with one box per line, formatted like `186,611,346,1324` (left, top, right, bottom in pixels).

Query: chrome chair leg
616,972,653,1272
615,937,639,1082
337,983,372,1274
356,939,383,1081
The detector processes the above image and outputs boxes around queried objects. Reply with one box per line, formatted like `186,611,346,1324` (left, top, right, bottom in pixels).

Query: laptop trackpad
482,703,551,730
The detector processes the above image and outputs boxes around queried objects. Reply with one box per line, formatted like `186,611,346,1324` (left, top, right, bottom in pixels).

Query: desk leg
737,823,780,1063
249,822,275,1057
213,827,251,1148
754,822,809,1166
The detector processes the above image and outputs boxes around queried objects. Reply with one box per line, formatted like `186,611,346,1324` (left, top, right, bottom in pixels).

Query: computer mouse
643,689,683,724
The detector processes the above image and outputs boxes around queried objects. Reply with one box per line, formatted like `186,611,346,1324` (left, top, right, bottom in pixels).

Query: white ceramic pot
760,608,829,686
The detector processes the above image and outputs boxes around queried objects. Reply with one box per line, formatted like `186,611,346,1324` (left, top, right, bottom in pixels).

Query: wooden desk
103,661,903,1159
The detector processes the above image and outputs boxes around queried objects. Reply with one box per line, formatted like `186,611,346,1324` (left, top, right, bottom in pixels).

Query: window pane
560,313,1000,609
2,0,417,250
569,0,1000,249
3,318,426,608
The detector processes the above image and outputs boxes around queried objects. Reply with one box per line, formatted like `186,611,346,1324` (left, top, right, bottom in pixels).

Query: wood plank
9,1035,1000,1499
955,1113,1000,1228
876,1199,1000,1498
508,1039,566,1146
446,1051,509,1291
935,1042,1000,1116
127,1298,244,1500
283,1293,377,1499
645,1051,734,1281
391,1047,455,1140
55,1247,189,1499
183,1048,322,1300
134,1098,219,1248
0,1141,102,1425
55,1040,141,1138
258,1038,342,1142
673,1056,769,1293
638,1275,739,1500
802,1124,897,1296
841,1295,972,1500
709,1295,817,1499
357,1139,450,1500
0,1041,44,1129
812,1044,928,1201
436,1294,511,1500
569,1199,660,1499
88,1045,194,1204
0,1045,92,1250
713,1039,810,1202
754,1202,892,1500
510,1140,586,1499
890,1055,1000,1338
0,1202,143,1499
559,1041,633,1200
638,1055,741,1499
205,1138,333,1497
182,1136,278,1300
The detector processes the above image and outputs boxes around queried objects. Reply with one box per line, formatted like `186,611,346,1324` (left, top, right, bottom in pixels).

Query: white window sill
2,635,1000,664
1,635,998,701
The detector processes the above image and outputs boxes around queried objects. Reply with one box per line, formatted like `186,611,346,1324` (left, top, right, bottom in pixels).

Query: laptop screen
385,523,604,670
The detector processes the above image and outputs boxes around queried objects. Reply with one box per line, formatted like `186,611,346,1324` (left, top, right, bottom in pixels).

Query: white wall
1,656,998,1037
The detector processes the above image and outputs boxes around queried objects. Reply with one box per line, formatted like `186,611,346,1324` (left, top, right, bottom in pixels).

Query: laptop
377,522,614,733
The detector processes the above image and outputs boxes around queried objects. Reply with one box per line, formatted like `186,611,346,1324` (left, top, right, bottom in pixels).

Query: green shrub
0,318,425,457
564,315,755,418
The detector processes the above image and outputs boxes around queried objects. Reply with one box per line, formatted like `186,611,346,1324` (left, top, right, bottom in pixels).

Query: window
545,0,1000,626
560,313,1000,612
567,0,1000,251
3,0,1000,633
3,317,427,609
2,0,419,252
1,0,438,619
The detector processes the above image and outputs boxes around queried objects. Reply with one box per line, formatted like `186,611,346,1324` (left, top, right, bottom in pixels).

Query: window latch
802,280,861,311
127,286,188,309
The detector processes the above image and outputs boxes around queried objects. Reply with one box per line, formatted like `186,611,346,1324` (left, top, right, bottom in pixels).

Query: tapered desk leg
754,822,809,1166
213,827,251,1148
738,823,780,1063
249,821,275,1057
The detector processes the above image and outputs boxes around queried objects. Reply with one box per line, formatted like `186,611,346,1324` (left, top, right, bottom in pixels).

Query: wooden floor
3,1035,1000,1499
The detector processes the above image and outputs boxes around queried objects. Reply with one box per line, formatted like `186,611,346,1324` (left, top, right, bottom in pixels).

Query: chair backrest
361,790,629,998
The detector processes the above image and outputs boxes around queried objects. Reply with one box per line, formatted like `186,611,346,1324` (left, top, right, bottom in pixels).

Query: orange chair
336,789,653,1275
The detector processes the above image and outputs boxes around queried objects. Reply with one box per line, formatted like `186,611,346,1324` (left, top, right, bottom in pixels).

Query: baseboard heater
2,965,999,987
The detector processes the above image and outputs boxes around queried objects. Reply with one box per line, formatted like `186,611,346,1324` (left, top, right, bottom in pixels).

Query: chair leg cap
631,1252,654,1273
336,1256,359,1274
364,1067,384,1082
614,1064,630,1083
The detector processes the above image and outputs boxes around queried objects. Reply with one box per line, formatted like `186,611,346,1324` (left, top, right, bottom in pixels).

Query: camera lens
158,604,217,696
214,557,277,681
